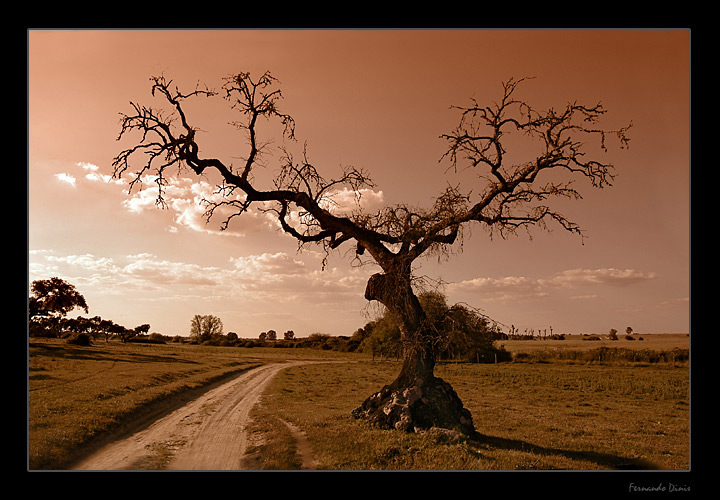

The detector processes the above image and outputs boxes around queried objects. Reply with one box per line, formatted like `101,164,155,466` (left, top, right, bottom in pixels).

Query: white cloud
120,176,274,237
448,275,547,301
540,268,657,288
122,253,219,286
78,162,125,185
448,267,656,302
72,163,386,240
78,162,99,172
54,173,76,187
29,249,371,308
230,252,306,277
321,187,386,214
46,253,119,274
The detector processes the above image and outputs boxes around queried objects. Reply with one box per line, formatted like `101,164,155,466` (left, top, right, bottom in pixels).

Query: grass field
28,335,689,471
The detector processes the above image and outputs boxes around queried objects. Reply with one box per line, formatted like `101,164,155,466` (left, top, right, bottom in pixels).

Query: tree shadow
470,432,661,470
29,341,199,365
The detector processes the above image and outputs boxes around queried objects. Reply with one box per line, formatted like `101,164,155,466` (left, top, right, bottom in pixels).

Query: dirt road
72,361,311,471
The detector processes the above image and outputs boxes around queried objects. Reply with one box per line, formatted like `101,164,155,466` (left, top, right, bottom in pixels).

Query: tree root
352,376,476,437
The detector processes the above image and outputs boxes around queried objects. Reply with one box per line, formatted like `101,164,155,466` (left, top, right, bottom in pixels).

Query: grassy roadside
28,339,263,469
250,360,689,470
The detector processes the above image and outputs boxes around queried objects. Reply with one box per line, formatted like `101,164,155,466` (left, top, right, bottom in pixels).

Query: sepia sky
28,29,690,338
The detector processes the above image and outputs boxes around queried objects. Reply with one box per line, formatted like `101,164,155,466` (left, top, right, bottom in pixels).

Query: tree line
30,278,508,364
29,277,151,344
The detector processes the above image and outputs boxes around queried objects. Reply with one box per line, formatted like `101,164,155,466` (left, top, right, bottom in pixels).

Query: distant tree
267,329,277,341
112,322,136,343
134,323,151,336
284,330,295,340
190,315,203,339
259,332,267,341
83,316,102,341
29,277,89,318
29,277,89,337
114,72,630,435
61,316,91,337
227,331,239,341
190,314,224,342
99,318,115,342
626,326,633,335
608,328,618,340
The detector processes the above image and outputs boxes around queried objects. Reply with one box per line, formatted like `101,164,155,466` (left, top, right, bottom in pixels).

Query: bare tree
113,72,630,435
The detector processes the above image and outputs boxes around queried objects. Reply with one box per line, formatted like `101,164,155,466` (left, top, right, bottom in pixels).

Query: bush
512,347,689,365
66,332,92,346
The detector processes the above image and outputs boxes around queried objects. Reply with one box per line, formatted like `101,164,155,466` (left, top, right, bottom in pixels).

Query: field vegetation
28,334,688,470
248,349,689,470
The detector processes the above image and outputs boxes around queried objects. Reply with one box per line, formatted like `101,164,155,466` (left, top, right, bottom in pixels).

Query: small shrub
128,337,165,344
66,332,92,346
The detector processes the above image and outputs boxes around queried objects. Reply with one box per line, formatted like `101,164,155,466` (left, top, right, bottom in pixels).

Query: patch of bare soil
280,418,319,470
71,361,313,470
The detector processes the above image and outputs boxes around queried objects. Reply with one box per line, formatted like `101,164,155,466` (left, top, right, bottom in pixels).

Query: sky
27,29,691,338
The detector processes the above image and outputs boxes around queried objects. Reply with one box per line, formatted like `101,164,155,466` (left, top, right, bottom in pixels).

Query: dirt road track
72,361,312,471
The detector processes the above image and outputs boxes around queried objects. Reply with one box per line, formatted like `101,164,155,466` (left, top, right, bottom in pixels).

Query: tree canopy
358,291,510,363
189,314,224,342
29,277,88,319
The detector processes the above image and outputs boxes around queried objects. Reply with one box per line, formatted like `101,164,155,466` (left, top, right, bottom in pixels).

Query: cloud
122,253,220,286
78,161,125,185
54,173,76,186
29,249,371,307
448,267,656,302
46,253,120,274
540,268,657,288
70,162,386,239
321,187,386,214
120,176,275,237
448,275,548,301
230,252,307,278
79,162,99,172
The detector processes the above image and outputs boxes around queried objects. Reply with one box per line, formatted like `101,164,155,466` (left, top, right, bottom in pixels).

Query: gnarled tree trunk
352,270,476,436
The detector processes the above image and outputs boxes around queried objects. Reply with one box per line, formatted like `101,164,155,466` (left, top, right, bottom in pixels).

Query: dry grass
28,336,690,471
252,359,689,470
28,339,264,469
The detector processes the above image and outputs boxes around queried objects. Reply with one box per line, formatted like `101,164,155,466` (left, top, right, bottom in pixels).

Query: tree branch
114,73,630,279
